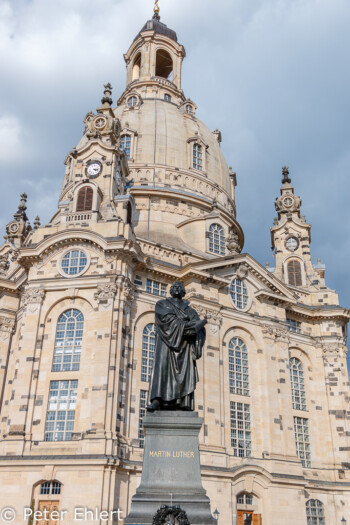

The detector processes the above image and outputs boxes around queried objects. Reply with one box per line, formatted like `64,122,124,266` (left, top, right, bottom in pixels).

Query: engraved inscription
149,450,195,458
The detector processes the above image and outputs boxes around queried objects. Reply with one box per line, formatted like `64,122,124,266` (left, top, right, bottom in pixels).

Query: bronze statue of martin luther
147,282,207,412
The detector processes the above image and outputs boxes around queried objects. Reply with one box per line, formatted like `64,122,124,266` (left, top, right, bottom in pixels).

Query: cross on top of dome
154,0,160,20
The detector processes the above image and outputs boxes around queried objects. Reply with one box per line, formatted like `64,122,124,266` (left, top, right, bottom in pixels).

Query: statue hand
195,319,207,331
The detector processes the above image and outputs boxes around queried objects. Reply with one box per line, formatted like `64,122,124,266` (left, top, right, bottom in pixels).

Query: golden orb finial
154,0,160,15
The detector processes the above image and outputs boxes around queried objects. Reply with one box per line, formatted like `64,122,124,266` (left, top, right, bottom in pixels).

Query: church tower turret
270,166,338,306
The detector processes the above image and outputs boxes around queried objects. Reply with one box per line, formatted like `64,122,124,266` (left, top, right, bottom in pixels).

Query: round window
61,250,88,276
230,278,249,310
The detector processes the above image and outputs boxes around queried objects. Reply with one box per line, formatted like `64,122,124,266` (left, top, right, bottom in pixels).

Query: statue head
170,281,186,299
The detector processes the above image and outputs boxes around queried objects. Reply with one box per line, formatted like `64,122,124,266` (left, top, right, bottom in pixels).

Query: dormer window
164,94,171,102
186,104,194,115
76,186,93,212
193,143,202,170
208,223,225,255
120,135,131,159
128,96,138,108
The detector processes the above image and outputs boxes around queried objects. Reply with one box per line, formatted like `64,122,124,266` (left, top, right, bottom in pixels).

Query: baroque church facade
0,8,349,525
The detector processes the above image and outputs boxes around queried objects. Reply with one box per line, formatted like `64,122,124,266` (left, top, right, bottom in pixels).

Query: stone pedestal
125,411,216,525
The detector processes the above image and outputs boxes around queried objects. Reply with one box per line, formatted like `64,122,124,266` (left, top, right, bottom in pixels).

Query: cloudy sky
1,0,349,365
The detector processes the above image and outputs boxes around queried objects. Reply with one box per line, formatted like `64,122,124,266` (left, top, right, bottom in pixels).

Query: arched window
287,259,303,286
155,49,173,80
186,104,194,115
193,143,202,170
290,357,306,410
142,324,156,382
76,186,93,212
229,337,249,396
132,53,141,81
164,93,171,102
230,278,249,310
120,135,131,159
208,223,225,255
52,309,84,372
306,500,325,525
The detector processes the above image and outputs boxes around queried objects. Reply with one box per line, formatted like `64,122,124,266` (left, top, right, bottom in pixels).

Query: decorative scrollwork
0,252,11,277
0,316,15,334
22,288,45,306
192,305,222,326
152,505,191,525
95,283,118,302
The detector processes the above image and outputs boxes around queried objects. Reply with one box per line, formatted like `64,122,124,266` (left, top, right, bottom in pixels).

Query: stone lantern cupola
120,4,186,106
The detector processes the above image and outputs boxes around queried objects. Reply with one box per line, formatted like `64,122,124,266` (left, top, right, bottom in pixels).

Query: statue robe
149,297,206,410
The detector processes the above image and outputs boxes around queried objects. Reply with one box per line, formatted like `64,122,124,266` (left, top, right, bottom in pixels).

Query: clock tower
270,167,337,304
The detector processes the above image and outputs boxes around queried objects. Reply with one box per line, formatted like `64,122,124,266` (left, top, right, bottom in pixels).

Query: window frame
138,389,148,448
187,137,207,173
45,380,78,442
52,309,84,373
146,278,167,297
208,223,225,256
230,401,252,457
58,248,90,279
120,134,132,159
141,324,156,383
76,186,94,212
230,277,250,311
283,256,305,287
306,499,325,525
290,357,307,411
229,337,249,397
293,416,311,468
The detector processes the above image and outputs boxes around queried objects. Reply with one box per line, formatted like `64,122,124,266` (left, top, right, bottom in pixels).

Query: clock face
94,116,106,130
286,236,299,251
283,196,293,208
87,162,102,178
9,222,19,233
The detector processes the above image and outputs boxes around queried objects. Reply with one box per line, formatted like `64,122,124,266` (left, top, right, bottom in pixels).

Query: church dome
135,17,178,43
76,12,243,255
113,99,232,196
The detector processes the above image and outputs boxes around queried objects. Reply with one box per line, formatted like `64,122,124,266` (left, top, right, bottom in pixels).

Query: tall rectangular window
286,318,301,333
294,416,311,467
193,143,202,170
146,279,167,297
230,402,251,457
138,390,147,448
45,380,77,441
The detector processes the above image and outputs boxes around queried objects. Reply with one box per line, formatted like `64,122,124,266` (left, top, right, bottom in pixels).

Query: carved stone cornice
22,287,45,306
